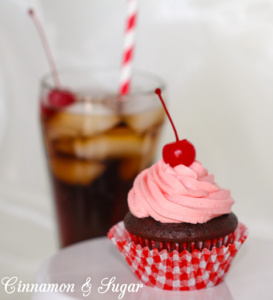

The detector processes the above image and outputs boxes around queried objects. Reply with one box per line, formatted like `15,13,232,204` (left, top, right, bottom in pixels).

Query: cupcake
124,159,238,253
108,89,248,291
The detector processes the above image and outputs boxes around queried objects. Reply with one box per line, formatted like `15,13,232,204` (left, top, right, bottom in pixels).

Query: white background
0,0,273,299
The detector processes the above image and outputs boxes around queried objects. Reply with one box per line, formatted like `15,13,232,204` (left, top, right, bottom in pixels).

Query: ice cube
47,126,78,141
124,108,165,133
52,138,75,156
47,111,121,140
50,158,105,185
74,134,152,160
141,131,162,168
118,130,164,180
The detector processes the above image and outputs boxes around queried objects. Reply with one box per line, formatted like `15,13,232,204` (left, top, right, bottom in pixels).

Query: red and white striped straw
119,0,138,95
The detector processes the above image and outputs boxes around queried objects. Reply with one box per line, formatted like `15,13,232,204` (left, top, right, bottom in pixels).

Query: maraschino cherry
155,88,196,167
28,9,75,111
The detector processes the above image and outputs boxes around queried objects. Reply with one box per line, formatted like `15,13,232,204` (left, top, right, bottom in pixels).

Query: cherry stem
28,8,61,88
155,88,179,142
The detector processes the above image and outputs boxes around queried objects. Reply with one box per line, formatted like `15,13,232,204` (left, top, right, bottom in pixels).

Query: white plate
32,235,273,300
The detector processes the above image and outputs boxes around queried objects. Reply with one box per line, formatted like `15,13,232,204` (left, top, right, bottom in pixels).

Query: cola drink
40,69,165,247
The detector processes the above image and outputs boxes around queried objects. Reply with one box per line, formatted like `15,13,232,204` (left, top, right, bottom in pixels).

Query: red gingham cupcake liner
108,221,248,291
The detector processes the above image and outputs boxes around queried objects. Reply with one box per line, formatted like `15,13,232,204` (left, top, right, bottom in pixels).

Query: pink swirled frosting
128,160,234,224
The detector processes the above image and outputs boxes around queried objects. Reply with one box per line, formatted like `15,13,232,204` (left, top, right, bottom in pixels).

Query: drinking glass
40,67,165,247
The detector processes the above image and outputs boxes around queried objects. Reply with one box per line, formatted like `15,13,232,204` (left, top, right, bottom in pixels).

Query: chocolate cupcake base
124,212,238,253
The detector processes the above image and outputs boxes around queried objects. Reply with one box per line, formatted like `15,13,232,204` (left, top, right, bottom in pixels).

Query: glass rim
41,66,166,98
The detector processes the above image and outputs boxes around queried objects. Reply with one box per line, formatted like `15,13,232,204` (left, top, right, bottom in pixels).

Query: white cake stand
32,236,272,300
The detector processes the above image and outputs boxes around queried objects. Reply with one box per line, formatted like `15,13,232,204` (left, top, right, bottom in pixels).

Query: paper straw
119,0,138,95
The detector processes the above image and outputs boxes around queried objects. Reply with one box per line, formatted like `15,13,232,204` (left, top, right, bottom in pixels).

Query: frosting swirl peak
128,160,234,224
